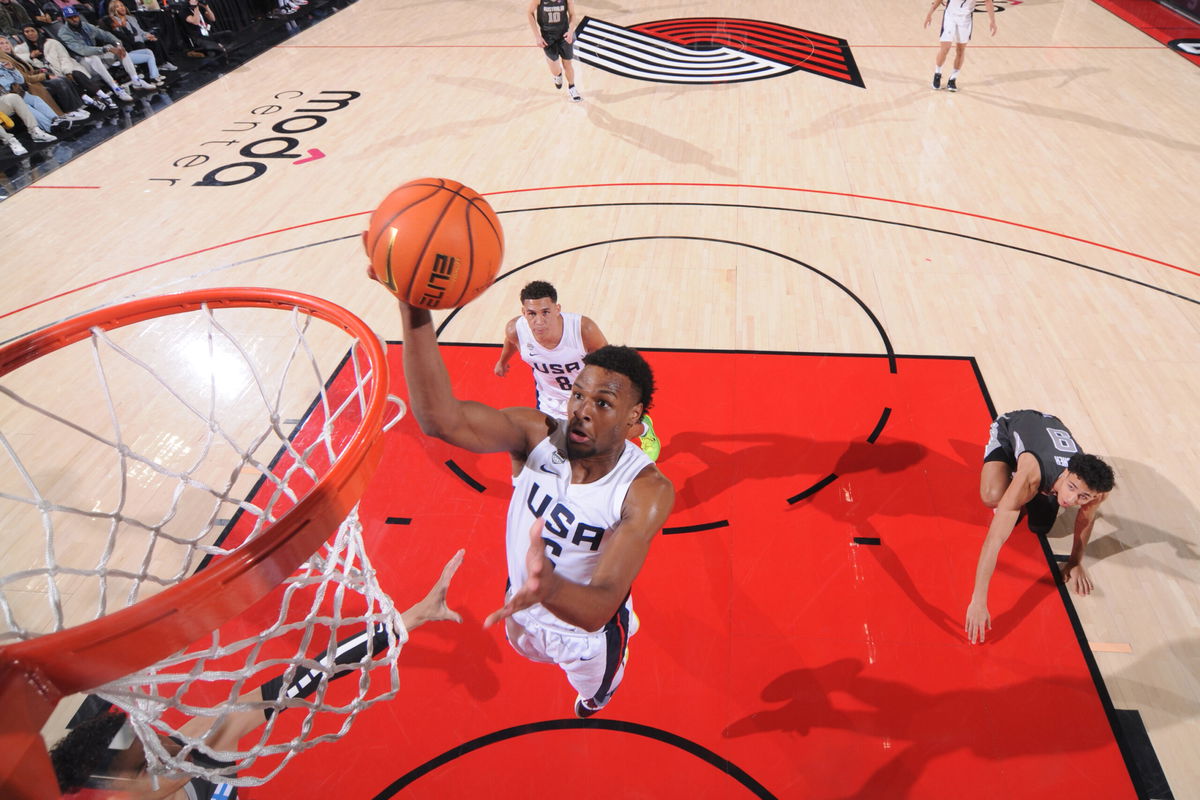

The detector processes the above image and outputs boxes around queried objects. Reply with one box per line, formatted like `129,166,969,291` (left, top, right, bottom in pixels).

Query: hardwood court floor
1,0,1197,796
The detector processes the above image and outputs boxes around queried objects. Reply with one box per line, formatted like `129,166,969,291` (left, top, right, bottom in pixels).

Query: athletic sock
934,66,942,74
950,69,960,79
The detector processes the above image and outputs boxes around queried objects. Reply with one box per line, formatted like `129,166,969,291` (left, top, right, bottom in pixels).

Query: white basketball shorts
940,11,974,43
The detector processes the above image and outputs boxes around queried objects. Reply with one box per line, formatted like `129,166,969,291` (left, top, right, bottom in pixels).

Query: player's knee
980,485,1004,508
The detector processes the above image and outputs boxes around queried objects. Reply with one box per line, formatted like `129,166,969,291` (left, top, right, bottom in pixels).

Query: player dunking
965,410,1115,643
528,0,581,101
388,280,674,717
925,0,997,92
495,280,661,461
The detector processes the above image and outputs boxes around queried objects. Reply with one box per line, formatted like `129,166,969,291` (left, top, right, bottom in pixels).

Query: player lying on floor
50,549,465,799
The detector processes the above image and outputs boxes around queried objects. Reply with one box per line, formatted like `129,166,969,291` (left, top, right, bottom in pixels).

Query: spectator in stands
179,0,229,57
103,0,175,71
17,22,118,108
0,0,34,36
0,33,90,115
10,0,52,25
56,5,157,94
0,51,87,131
46,0,96,22
0,78,59,155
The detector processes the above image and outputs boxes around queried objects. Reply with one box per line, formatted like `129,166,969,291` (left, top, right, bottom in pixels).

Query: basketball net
97,507,407,788
0,290,403,792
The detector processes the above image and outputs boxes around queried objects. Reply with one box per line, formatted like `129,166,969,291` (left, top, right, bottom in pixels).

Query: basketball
363,178,504,310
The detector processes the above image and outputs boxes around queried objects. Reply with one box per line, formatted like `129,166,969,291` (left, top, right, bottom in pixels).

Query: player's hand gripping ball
363,178,504,310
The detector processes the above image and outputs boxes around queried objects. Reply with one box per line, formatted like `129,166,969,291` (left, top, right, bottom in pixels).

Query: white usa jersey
506,424,653,633
516,311,587,417
946,0,974,15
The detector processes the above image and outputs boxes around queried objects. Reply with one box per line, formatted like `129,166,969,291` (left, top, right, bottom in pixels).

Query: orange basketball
364,178,504,310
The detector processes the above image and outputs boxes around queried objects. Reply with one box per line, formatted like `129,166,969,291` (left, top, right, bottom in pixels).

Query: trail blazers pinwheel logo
574,17,864,88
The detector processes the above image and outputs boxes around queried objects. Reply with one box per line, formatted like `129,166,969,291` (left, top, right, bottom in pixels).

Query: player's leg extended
565,606,636,718
953,42,967,70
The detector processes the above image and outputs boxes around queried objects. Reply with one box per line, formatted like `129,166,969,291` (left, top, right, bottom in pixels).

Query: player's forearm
539,574,626,632
970,510,1019,600
398,303,465,437
1068,516,1095,565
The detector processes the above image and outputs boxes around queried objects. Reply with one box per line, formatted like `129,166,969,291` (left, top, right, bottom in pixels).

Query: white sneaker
98,91,119,109
160,62,178,71
1,132,28,156
30,127,57,143
115,88,134,102
132,79,156,90
64,109,91,121
568,85,581,102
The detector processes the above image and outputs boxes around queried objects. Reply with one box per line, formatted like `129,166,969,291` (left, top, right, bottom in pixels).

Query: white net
98,507,406,787
0,293,404,787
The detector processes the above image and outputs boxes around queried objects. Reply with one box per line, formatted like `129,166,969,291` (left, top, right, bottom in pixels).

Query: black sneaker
932,72,941,90
946,77,958,92
574,698,602,718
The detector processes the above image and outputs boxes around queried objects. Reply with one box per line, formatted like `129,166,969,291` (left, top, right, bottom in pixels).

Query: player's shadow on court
966,89,1200,154
1070,457,1200,586
973,66,1106,90
1102,636,1200,726
393,609,505,701
723,659,1125,799
370,76,559,150
668,432,936,513
582,104,737,176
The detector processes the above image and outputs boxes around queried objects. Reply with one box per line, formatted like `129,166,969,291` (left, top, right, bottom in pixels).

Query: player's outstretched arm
393,298,542,455
965,456,1039,643
402,549,466,630
495,317,519,377
485,467,674,632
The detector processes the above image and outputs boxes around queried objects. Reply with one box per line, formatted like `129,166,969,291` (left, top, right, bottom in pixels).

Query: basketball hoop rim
0,287,391,696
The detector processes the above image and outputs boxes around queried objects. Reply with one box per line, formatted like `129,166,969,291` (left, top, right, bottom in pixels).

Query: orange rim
0,287,390,694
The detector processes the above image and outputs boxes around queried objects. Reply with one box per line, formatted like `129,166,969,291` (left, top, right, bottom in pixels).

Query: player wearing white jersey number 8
495,280,662,461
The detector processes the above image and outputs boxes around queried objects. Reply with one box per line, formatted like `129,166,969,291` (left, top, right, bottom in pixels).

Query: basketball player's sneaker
946,77,958,92
931,72,942,90
568,85,581,102
553,74,563,89
575,697,603,718
638,414,661,462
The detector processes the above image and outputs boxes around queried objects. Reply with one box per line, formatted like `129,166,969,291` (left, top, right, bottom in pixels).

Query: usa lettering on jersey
524,482,607,558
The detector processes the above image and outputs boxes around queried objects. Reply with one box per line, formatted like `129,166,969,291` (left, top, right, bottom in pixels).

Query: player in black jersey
965,410,1115,644
48,551,465,798
528,0,581,101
